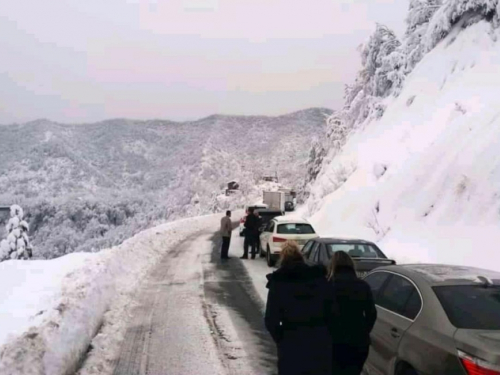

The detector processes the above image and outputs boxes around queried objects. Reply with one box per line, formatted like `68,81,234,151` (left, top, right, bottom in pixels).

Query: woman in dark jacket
328,251,377,375
265,241,335,375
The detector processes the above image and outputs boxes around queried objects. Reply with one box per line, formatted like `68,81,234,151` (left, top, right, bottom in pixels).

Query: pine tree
0,205,33,261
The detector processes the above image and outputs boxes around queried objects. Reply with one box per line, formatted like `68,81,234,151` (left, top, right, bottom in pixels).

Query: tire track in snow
108,226,277,375
202,232,277,375
111,232,226,375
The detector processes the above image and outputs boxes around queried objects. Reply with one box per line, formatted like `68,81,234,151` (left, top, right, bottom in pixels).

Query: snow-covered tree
407,0,443,34
340,24,402,129
304,138,327,189
425,0,498,50
360,24,401,97
0,205,33,261
402,0,443,76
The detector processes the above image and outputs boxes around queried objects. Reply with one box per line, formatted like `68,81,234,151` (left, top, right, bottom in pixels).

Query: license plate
356,271,368,278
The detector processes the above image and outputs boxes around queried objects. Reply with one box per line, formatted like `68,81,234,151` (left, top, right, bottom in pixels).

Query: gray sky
0,0,407,124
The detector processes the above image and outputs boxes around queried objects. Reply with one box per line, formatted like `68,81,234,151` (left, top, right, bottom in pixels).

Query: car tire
259,244,265,258
266,246,276,267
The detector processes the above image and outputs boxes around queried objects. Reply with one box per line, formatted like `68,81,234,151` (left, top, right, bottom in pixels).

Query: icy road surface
112,228,277,375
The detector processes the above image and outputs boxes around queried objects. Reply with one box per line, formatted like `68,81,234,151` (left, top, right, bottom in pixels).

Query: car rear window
277,223,315,234
433,285,500,329
326,243,386,259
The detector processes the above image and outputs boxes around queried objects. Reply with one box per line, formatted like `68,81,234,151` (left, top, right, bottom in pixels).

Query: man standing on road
220,210,232,260
242,207,259,260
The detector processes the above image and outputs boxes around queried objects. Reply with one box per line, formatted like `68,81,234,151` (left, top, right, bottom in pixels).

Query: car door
365,272,418,375
317,243,330,267
308,242,321,265
261,221,274,250
301,240,315,259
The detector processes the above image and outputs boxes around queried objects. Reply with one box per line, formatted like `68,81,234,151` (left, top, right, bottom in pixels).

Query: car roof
315,237,376,245
272,216,310,224
371,264,500,286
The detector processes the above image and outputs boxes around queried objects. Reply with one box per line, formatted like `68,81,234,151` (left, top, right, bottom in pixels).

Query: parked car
301,237,395,278
254,209,283,255
239,204,268,236
260,217,318,267
362,264,500,375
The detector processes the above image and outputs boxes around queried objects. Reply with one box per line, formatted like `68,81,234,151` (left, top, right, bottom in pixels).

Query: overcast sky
0,0,408,124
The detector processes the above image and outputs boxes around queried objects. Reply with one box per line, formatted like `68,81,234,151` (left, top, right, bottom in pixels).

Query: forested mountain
0,108,331,258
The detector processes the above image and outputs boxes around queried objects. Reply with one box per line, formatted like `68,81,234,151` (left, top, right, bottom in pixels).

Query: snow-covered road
111,227,277,375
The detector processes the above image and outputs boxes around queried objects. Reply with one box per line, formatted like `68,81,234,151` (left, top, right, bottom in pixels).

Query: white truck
278,188,297,211
262,191,286,213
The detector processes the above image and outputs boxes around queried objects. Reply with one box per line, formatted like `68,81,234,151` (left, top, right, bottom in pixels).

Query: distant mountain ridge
0,107,331,197
0,107,332,258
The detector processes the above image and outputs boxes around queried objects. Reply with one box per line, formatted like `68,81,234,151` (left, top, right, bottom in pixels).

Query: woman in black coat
328,251,377,375
265,241,335,375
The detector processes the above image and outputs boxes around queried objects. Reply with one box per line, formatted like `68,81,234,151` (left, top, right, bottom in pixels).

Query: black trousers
221,236,231,259
332,344,369,375
243,234,257,258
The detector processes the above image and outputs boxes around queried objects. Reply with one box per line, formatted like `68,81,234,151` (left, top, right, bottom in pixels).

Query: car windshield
433,285,500,330
277,223,315,234
326,243,386,259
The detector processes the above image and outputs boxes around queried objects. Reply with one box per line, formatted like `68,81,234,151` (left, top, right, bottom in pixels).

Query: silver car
363,264,500,375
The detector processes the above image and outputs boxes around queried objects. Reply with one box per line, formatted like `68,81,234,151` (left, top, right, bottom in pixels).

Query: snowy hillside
305,1,500,270
0,108,331,258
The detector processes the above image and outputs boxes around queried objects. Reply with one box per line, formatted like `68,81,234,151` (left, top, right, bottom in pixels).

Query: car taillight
273,237,287,243
459,350,500,375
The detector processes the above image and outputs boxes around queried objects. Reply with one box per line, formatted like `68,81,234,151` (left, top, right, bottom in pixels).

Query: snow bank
307,21,500,271
0,214,221,375
0,254,93,348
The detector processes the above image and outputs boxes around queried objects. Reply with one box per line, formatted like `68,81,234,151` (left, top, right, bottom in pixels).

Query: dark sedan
363,264,500,375
301,237,395,277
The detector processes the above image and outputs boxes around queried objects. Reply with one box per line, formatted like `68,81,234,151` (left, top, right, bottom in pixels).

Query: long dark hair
279,241,304,267
327,250,355,280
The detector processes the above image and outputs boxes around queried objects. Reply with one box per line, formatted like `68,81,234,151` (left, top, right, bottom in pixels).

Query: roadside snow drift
0,214,221,375
307,21,500,270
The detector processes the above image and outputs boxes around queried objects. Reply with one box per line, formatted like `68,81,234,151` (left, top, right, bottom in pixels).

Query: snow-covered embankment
307,20,500,270
0,214,221,375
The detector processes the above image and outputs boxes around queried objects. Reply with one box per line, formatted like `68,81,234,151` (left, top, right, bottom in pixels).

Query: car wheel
266,246,276,267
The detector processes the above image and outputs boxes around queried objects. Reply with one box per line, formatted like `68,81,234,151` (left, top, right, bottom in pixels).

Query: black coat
265,262,335,375
244,214,260,237
330,266,377,347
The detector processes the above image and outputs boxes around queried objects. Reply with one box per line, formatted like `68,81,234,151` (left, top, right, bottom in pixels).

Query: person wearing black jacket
265,241,335,375
242,207,259,259
328,250,377,375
